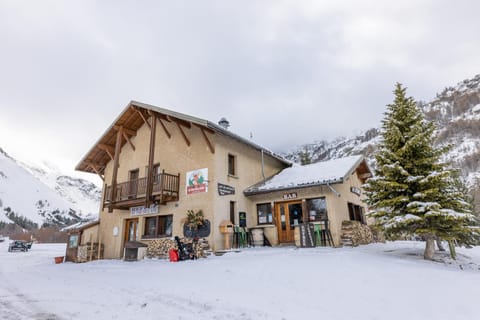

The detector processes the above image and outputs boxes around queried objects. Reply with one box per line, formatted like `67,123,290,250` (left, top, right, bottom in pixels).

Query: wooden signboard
283,192,297,200
299,223,315,248
218,183,235,196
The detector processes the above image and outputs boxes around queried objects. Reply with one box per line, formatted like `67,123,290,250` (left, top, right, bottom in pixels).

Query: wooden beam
98,143,115,153
158,118,171,139
98,144,115,160
87,164,105,181
109,126,123,212
84,161,105,172
114,125,136,136
194,123,215,134
145,113,157,208
177,122,190,147
200,128,215,154
157,114,171,122
122,132,135,151
172,117,192,128
134,108,151,129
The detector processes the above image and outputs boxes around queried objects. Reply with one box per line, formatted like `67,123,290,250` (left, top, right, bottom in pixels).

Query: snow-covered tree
364,83,479,260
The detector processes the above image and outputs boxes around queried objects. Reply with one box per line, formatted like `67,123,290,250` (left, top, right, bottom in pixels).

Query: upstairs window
152,163,160,184
228,154,236,176
145,163,160,180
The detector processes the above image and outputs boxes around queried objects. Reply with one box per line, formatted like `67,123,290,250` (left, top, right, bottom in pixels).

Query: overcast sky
0,0,479,181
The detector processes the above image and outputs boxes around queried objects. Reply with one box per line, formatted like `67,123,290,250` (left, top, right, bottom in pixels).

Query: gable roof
76,100,290,174
244,155,371,195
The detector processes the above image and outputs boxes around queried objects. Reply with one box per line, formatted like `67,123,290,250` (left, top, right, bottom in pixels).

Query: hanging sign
283,192,297,200
130,205,159,216
218,183,235,196
350,187,361,196
186,168,208,195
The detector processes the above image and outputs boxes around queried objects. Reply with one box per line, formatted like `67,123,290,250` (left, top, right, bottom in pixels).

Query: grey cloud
0,0,479,173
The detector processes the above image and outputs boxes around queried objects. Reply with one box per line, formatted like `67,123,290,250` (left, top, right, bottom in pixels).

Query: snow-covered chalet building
75,101,372,259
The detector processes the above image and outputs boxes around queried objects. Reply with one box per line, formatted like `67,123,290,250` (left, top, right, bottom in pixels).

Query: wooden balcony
104,171,180,209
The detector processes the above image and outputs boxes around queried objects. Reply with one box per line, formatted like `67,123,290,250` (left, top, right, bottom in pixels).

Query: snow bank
1,240,479,320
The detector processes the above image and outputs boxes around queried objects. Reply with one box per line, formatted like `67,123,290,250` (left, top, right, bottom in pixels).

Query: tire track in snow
145,293,271,320
0,271,62,320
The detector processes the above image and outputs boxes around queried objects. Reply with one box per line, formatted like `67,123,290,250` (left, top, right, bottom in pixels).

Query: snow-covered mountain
0,147,101,227
284,74,480,187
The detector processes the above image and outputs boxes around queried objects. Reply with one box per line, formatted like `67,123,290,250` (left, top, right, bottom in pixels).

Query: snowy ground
1,240,480,320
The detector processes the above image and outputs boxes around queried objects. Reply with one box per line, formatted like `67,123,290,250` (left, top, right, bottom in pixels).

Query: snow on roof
61,219,99,232
245,155,365,195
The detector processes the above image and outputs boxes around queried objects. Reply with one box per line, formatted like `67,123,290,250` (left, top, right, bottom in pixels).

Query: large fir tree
364,83,479,260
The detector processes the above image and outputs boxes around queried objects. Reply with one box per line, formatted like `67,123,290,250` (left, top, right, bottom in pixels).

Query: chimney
218,117,230,130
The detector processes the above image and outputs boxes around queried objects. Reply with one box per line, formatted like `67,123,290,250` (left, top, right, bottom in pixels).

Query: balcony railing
104,171,180,207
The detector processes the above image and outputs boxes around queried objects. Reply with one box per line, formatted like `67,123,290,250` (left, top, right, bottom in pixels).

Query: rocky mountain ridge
284,74,480,187
0,147,101,228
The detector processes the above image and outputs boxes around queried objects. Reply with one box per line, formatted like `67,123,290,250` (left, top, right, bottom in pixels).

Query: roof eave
206,121,291,166
76,100,292,174
244,179,344,196
75,101,135,173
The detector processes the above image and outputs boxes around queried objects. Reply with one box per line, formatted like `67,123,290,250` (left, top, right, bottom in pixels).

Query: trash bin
219,220,234,250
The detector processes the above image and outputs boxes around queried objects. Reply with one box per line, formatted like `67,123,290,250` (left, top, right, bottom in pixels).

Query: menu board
299,223,315,248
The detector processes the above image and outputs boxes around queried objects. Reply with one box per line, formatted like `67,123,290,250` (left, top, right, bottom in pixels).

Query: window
152,163,160,184
348,202,365,224
257,203,273,225
129,169,139,181
306,198,328,221
143,215,173,238
145,163,160,183
228,154,236,176
68,234,79,248
128,169,139,197
230,201,236,224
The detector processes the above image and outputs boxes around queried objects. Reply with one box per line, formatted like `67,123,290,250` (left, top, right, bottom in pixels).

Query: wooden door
128,169,139,198
275,201,303,243
124,219,138,242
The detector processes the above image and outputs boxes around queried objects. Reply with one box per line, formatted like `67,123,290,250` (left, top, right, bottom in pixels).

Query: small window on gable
228,154,236,176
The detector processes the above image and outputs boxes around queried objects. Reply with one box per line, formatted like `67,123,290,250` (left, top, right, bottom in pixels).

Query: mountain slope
284,74,480,186
20,161,101,216
0,148,101,227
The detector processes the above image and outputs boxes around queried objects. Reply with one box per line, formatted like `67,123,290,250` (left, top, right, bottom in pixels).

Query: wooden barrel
251,229,264,246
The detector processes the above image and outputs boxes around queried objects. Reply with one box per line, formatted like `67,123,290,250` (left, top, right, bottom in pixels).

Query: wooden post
109,126,123,212
302,199,308,224
89,234,93,262
97,231,102,260
145,112,157,208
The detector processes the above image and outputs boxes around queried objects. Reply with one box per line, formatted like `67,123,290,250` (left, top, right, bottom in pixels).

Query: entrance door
275,201,303,243
124,218,139,242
